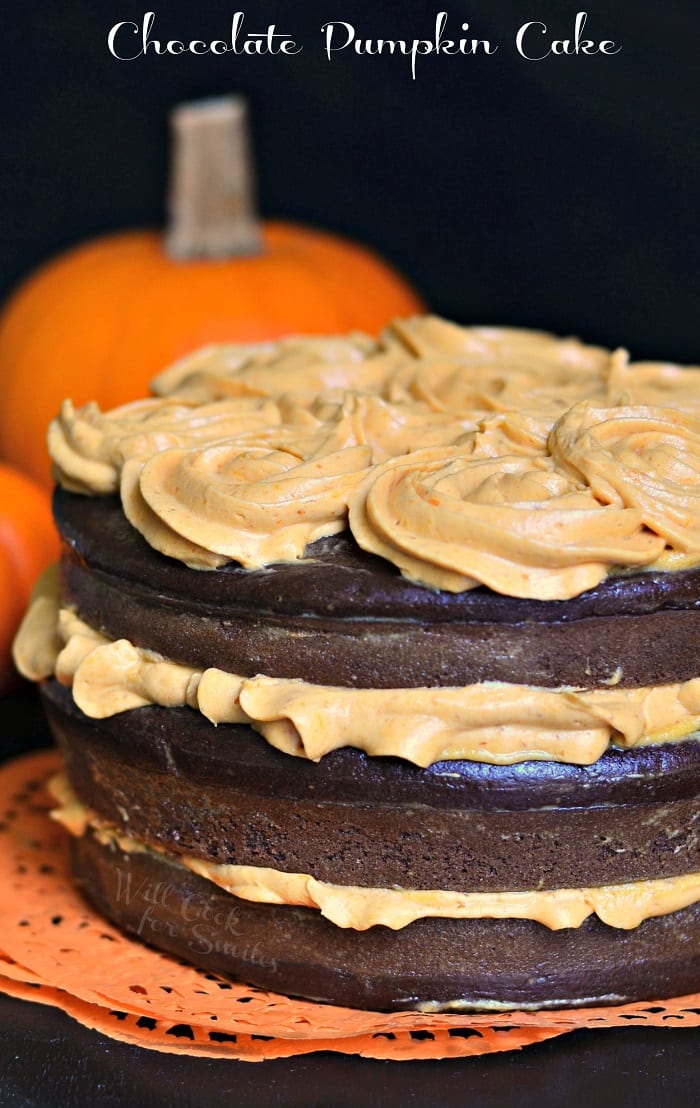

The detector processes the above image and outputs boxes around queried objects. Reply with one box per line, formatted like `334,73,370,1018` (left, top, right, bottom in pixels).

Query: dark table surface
1,685,698,1107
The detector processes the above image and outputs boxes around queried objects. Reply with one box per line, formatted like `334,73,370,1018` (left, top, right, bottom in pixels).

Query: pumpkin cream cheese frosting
14,315,700,1011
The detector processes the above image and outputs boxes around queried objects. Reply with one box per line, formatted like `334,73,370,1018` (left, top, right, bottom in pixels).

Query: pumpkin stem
165,96,262,260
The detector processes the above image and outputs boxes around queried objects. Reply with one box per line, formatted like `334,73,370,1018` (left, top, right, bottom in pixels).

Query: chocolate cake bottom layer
72,833,700,1011
42,681,700,892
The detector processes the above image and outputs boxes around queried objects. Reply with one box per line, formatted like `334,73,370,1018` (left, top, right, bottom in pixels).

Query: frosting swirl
606,357,700,413
49,395,281,495
349,446,665,598
135,441,372,568
150,333,387,401
550,402,700,556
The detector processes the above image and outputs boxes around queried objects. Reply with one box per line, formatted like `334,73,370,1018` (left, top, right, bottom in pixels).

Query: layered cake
14,317,700,1011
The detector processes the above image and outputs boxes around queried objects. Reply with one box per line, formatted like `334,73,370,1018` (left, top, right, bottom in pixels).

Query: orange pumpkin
0,98,423,487
0,463,60,692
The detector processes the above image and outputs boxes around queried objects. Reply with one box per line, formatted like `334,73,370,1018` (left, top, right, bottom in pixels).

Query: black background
1,1,698,362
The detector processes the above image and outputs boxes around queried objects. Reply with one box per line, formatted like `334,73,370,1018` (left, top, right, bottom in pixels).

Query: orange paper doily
0,750,698,1062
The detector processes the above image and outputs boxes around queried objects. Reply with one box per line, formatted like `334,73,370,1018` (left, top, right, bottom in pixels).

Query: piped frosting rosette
312,392,471,462
550,402,700,559
383,315,609,367
48,398,185,495
49,396,282,495
390,360,605,419
384,317,611,418
150,333,390,402
122,437,372,570
386,351,609,422
348,446,666,599
457,411,555,458
606,357,700,413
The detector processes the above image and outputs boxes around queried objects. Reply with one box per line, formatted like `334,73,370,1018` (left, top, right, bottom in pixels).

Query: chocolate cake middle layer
56,487,700,689
43,680,700,894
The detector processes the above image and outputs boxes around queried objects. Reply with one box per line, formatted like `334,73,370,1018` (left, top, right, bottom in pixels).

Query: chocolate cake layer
72,833,700,1011
55,489,700,688
43,681,700,893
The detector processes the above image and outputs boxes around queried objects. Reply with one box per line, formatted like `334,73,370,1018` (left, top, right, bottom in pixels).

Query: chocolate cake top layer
55,489,700,689
55,489,700,624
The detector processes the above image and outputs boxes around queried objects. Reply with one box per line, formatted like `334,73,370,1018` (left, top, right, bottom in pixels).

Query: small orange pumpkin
0,544,18,696
0,97,423,488
0,463,60,692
